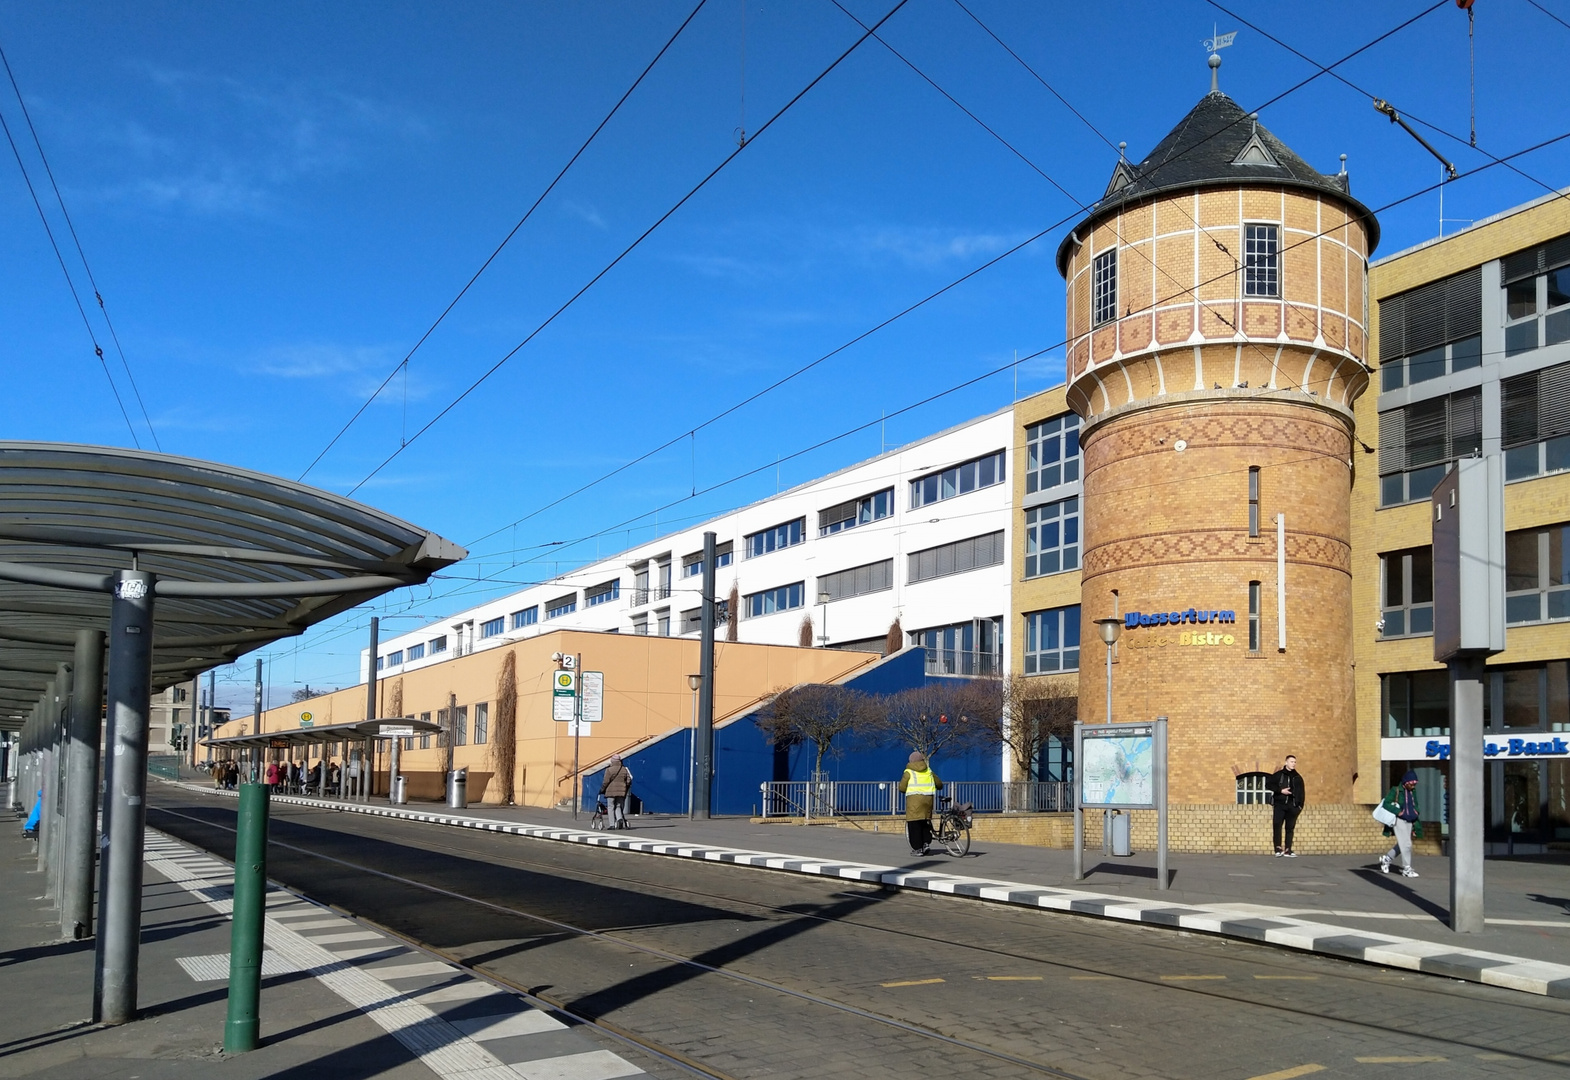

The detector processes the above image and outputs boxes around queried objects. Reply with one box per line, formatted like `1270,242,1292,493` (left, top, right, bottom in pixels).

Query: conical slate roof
1055,90,1378,273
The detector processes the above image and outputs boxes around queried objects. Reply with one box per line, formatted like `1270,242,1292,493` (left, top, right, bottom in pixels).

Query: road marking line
1069,975,1114,980
1354,1056,1446,1064
1254,975,1319,980
1475,1053,1514,1060
1160,974,1226,981
880,978,944,987
1245,1065,1325,1080
985,976,1043,981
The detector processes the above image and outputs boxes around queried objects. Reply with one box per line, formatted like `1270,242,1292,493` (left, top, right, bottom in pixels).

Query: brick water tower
1060,57,1378,829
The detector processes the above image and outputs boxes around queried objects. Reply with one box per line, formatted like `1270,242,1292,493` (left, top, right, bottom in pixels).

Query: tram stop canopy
206,716,445,751
3,441,465,1026
0,442,467,729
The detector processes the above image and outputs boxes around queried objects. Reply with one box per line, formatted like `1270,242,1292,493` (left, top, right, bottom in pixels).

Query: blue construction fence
581,648,1043,816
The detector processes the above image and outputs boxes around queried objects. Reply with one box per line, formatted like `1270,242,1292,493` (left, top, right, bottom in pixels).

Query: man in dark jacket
1268,754,1305,857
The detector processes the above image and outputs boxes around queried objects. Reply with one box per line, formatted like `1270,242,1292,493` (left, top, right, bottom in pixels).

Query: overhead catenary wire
0,95,140,447
299,0,712,482
1206,0,1569,206
466,0,1449,556
0,38,160,450
345,0,913,497
265,25,1570,676
458,121,1570,592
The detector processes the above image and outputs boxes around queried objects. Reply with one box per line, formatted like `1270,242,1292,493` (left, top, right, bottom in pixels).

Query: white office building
364,406,1018,681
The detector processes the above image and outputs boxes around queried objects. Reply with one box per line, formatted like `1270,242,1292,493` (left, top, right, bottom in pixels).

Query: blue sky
3,1,1568,712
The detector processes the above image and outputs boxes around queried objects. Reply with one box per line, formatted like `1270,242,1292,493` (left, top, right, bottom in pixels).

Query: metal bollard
225,783,270,1053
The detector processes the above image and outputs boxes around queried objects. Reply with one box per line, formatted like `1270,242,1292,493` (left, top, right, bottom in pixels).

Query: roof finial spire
1204,23,1236,93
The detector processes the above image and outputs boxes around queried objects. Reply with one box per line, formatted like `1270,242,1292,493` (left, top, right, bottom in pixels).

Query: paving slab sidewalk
177,781,1570,1000
2,782,652,1080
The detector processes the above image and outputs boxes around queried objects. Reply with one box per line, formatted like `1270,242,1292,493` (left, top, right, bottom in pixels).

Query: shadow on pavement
1349,867,1449,921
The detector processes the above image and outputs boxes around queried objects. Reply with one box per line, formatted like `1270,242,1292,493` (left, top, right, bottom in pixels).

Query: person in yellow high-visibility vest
897,751,943,856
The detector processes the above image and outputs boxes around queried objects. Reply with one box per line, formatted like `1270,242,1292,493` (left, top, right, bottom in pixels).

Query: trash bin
392,775,407,805
446,768,468,809
1111,810,1132,857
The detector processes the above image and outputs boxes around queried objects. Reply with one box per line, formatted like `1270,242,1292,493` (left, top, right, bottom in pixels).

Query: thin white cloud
80,63,431,217
561,200,607,229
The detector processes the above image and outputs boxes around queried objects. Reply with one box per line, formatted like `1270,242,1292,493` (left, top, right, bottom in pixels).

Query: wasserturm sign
1124,608,1235,629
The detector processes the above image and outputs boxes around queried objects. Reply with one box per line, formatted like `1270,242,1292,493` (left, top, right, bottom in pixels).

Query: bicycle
932,796,972,857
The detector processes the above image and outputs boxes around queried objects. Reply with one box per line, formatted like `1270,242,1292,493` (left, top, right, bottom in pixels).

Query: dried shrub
798,615,814,648
492,650,518,803
885,618,903,655
726,584,739,642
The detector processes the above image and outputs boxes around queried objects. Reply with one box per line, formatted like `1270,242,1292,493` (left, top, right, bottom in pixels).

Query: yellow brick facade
1353,189,1570,807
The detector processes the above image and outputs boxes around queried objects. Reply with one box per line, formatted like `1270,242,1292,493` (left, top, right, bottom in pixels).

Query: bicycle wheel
941,814,970,857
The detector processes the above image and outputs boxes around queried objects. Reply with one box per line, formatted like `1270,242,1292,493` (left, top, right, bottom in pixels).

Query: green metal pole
224,782,269,1052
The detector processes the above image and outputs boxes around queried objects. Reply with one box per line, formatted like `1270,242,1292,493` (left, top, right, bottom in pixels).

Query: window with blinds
1377,267,1481,363
1502,360,1570,449
817,559,893,602
908,531,1004,584
1378,388,1483,475
1502,234,1570,285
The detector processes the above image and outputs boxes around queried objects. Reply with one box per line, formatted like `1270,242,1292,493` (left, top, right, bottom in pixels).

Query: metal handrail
758,779,1071,817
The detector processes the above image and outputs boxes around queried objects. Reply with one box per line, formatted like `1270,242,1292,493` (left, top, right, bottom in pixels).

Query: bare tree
726,584,739,641
754,684,872,777
981,676,1078,781
290,685,335,703
885,618,903,655
874,679,1002,763
798,614,814,648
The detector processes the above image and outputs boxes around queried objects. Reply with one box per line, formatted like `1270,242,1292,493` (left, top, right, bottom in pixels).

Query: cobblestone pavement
148,790,1570,1080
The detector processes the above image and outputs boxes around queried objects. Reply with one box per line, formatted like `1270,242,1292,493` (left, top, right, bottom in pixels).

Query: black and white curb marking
188,786,1570,1000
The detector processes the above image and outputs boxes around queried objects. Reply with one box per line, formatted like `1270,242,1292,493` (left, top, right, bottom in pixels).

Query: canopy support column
62,629,105,940
94,569,155,1026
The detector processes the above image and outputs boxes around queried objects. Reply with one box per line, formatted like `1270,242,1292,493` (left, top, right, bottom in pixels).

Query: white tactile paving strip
202,787,1570,1001
145,832,645,1080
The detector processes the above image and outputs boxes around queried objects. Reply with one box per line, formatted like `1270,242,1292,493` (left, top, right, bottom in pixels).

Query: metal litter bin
392,775,407,805
446,768,468,809
1111,810,1132,857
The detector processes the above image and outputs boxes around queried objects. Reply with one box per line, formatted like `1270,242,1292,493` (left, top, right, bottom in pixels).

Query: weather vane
1203,24,1237,56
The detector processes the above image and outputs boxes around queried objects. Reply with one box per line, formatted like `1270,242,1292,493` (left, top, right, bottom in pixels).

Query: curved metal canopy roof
0,443,467,729
204,716,444,749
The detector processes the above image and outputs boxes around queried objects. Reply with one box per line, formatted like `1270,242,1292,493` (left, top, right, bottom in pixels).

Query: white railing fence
758,780,1070,818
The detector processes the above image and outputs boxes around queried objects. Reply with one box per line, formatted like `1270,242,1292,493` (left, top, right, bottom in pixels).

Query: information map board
1078,724,1156,809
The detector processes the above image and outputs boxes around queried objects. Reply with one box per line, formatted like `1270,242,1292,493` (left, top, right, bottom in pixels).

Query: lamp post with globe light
1094,617,1123,724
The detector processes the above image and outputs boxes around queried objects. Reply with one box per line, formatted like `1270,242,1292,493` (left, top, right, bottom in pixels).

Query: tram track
149,802,1098,1080
147,796,1570,1078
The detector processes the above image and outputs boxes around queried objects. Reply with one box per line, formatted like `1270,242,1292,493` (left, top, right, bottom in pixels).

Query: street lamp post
1094,617,1122,724
817,588,830,646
